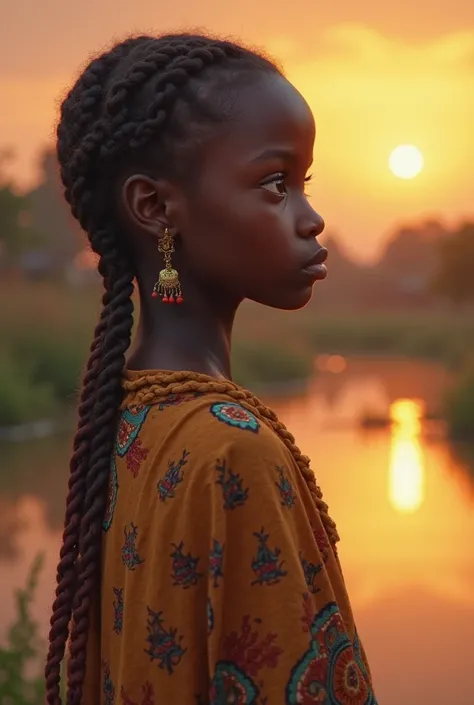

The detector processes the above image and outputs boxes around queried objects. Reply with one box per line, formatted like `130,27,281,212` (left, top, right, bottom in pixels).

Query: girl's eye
261,173,287,196
304,173,313,197
261,172,313,197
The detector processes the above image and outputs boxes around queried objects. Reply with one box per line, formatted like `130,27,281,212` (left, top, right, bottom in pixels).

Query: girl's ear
121,174,183,238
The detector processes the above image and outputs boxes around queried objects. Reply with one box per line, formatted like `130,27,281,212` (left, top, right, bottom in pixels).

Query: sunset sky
1,0,473,260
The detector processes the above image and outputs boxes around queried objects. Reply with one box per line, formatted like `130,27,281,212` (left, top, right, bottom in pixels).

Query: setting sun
389,145,424,180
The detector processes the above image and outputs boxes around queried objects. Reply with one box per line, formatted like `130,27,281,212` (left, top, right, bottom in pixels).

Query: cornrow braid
101,44,240,156
47,33,279,705
57,37,154,207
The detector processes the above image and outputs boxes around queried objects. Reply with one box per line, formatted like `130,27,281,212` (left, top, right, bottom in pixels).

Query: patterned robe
83,371,378,704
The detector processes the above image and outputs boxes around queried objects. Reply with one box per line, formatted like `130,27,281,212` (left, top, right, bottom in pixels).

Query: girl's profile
45,33,378,705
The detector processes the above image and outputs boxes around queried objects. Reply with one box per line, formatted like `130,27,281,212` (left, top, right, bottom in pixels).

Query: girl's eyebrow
250,147,296,164
249,147,313,169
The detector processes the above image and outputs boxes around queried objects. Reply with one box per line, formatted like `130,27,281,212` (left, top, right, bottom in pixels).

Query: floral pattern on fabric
313,527,331,564
102,660,116,705
83,385,377,704
210,402,260,433
103,455,119,533
121,683,155,705
216,459,249,509
116,406,151,456
126,438,149,478
110,405,151,479
158,392,203,411
275,465,296,508
170,541,203,588
122,523,144,570
210,662,259,705
209,539,225,587
300,552,323,594
145,607,186,675
113,587,124,635
251,528,287,586
286,600,377,705
207,598,214,637
157,450,189,502
210,615,282,705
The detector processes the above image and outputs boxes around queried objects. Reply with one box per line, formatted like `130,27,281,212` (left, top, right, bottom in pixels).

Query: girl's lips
301,263,328,280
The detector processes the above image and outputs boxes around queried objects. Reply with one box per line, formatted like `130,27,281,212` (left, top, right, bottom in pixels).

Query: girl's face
178,71,327,311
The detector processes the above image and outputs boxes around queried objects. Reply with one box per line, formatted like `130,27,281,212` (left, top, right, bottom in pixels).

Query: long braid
66,268,134,705
46,44,147,705
122,372,340,543
44,288,112,705
45,40,152,705
47,34,278,704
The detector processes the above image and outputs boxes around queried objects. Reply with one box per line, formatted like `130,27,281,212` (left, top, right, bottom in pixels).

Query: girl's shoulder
119,390,293,467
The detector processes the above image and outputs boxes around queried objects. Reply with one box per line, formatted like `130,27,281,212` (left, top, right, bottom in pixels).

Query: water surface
1,357,472,703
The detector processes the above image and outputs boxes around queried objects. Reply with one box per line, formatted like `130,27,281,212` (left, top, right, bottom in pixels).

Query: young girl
45,33,378,705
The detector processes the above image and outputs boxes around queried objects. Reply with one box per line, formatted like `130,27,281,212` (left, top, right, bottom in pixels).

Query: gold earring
152,227,183,304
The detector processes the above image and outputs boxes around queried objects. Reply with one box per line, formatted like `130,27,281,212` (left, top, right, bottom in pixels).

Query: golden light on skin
388,399,425,514
389,145,424,180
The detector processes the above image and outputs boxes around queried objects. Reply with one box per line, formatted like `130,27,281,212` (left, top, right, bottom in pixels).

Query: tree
0,150,31,262
0,185,27,260
0,149,48,266
431,222,474,306
26,148,83,267
376,220,447,290
0,147,83,272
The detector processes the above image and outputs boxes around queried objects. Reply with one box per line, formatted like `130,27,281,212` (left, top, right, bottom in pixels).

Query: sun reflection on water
388,399,425,514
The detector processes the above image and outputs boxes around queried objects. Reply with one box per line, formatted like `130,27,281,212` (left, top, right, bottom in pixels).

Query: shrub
0,555,46,705
0,353,56,426
445,364,474,441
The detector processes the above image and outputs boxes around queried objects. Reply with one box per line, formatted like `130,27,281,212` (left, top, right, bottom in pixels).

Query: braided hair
46,33,281,705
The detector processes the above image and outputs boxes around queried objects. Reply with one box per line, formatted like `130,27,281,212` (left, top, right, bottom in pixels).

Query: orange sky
1,0,473,260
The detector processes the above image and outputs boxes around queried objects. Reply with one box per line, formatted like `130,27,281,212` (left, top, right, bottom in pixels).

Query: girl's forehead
232,73,315,136
213,74,315,162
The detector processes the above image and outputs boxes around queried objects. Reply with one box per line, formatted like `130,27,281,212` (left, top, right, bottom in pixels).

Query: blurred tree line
0,145,473,307
0,148,81,276
431,223,474,306
373,219,474,309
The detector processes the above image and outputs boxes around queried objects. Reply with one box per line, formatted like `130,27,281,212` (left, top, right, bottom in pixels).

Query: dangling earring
152,227,183,304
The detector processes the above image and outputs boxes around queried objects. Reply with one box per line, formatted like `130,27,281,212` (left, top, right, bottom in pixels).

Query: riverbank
1,281,474,436
302,310,474,367
0,280,314,431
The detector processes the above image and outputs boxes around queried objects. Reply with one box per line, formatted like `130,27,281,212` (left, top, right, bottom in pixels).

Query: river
1,356,473,704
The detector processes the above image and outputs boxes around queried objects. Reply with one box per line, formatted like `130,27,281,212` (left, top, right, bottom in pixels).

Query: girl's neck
127,290,237,380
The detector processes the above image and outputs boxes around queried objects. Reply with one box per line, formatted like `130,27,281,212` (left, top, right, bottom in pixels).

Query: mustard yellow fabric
83,370,377,704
